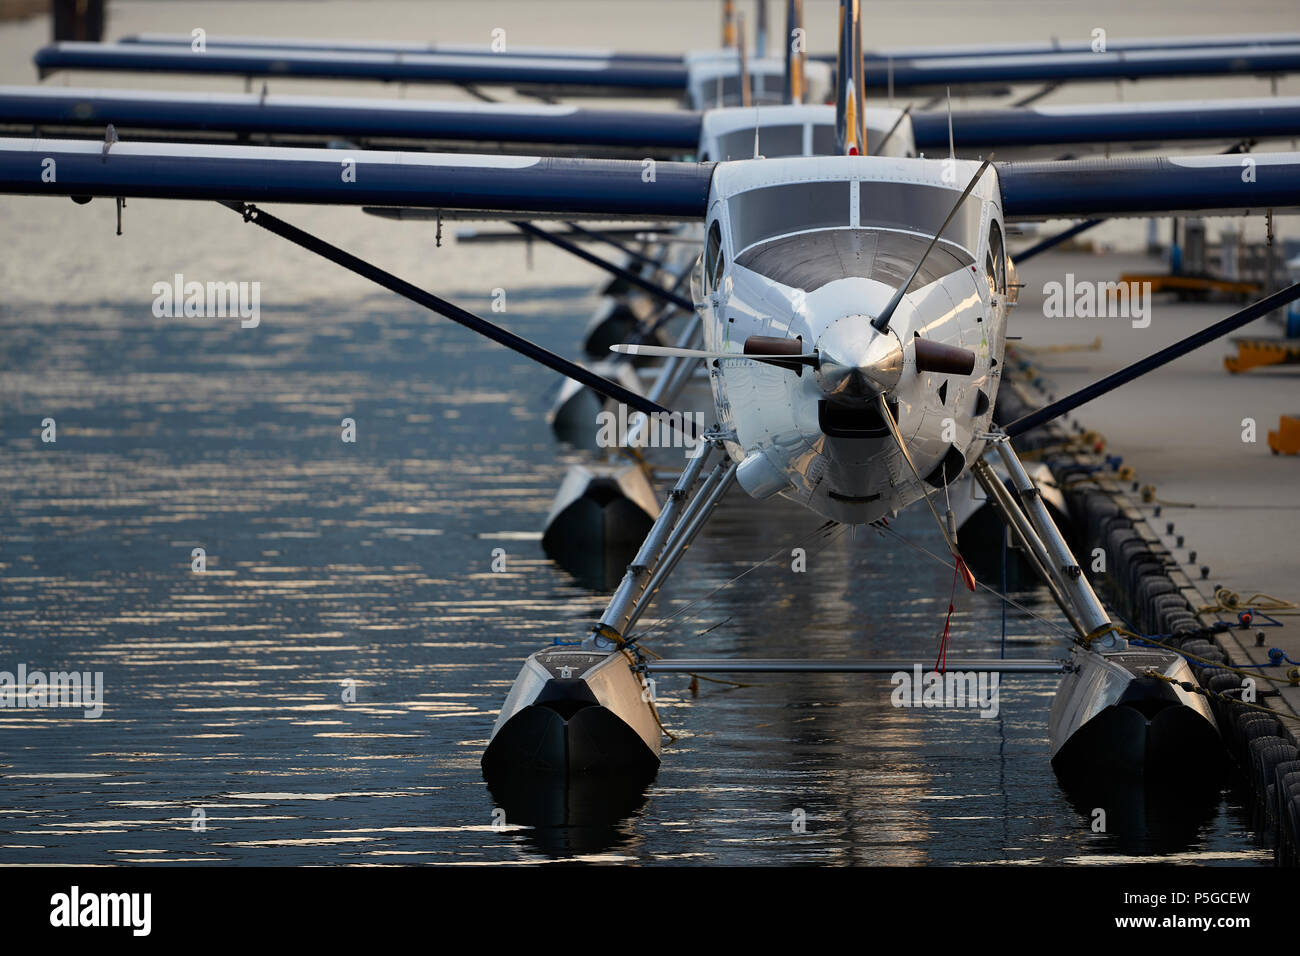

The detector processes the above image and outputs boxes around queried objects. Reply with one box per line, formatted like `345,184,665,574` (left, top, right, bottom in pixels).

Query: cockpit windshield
693,72,785,108
859,181,981,254
735,228,976,295
729,181,851,253
714,124,805,161
727,179,983,257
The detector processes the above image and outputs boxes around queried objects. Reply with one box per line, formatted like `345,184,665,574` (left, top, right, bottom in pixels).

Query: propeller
856,158,992,590
871,156,993,334
611,334,819,370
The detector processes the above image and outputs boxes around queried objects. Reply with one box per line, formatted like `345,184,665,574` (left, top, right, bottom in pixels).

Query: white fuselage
684,53,832,110
694,155,1012,525
697,103,917,161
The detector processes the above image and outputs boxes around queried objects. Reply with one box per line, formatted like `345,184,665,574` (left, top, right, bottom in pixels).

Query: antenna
946,87,955,161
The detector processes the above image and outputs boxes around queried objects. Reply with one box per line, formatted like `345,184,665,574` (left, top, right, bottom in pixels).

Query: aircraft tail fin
834,0,866,154
783,0,806,104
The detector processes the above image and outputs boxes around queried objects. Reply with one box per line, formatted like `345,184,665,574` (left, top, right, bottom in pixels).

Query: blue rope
1000,527,1007,659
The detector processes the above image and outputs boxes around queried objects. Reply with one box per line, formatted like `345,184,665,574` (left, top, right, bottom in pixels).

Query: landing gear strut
483,442,736,783
974,434,1222,788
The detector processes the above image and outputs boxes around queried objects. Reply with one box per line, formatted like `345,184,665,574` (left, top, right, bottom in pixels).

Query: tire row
1045,452,1300,866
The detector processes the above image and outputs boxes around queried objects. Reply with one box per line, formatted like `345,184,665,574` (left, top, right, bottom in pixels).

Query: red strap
935,562,960,673
955,553,976,592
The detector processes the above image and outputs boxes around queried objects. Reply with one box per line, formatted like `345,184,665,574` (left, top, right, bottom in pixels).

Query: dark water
0,288,1269,865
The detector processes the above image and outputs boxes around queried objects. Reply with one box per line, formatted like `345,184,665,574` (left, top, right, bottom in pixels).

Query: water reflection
0,290,1263,866
486,771,651,857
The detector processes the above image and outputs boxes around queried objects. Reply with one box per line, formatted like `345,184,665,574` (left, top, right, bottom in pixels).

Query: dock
1010,247,1300,714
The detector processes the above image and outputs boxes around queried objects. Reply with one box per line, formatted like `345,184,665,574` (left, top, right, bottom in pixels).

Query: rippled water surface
0,280,1269,866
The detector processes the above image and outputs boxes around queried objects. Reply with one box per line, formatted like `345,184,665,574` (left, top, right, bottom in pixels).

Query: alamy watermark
890,665,999,719
1042,274,1152,328
595,404,708,458
50,886,150,936
0,664,103,718
152,273,261,328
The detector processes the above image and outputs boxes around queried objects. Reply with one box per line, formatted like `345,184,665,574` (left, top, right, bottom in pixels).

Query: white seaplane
3,0,1299,810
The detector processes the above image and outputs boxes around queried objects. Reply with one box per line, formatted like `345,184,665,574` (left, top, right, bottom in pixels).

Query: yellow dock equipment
1225,338,1300,374
1268,415,1300,455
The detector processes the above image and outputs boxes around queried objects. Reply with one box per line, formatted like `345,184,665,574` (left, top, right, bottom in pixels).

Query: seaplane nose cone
814,315,903,404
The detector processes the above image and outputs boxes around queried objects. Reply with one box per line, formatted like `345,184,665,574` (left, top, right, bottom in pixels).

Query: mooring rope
1116,626,1298,685
1142,668,1300,727
876,521,1080,646
614,520,848,737
1199,586,1299,618
627,519,847,645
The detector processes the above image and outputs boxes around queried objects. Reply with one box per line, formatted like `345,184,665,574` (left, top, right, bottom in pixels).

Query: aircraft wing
863,45,1300,94
3,135,1296,225
116,33,686,62
0,86,703,154
997,153,1300,221
917,97,1300,157
117,30,1300,62
7,87,1300,162
33,43,692,96
34,41,1300,96
0,137,715,221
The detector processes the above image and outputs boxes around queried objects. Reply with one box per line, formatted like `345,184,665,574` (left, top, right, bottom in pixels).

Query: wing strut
1014,218,1102,263
512,221,693,312
219,201,695,438
561,221,663,270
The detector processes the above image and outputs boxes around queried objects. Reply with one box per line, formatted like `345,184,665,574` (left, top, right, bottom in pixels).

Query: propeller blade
1005,279,1300,438
877,394,976,591
611,342,819,368
914,338,976,374
872,156,993,334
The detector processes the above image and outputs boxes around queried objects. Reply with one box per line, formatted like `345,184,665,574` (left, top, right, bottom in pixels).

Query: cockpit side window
811,125,836,155
705,220,724,290
988,218,1006,294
